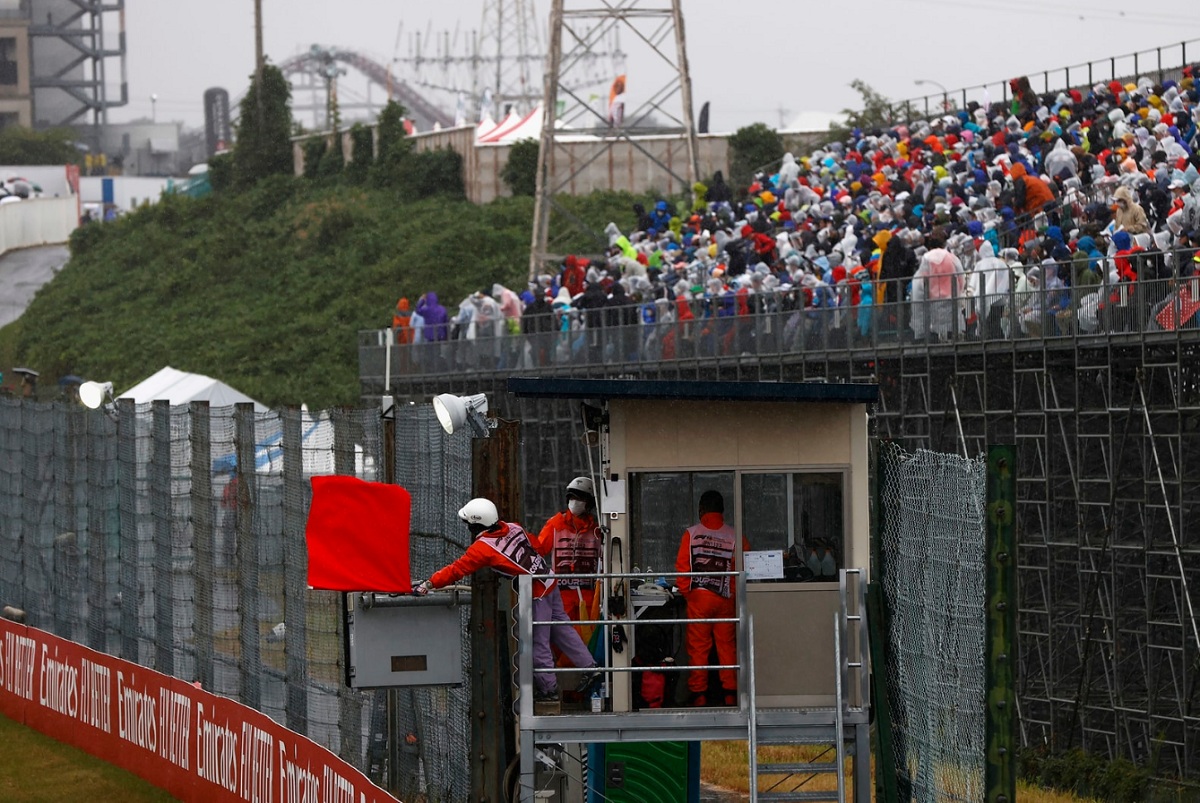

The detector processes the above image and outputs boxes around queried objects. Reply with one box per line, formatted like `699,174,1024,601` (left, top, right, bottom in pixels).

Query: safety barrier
0,615,399,803
0,196,78,256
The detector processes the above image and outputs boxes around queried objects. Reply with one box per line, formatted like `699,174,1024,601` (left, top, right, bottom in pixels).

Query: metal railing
514,570,748,718
899,38,1199,119
363,249,1200,384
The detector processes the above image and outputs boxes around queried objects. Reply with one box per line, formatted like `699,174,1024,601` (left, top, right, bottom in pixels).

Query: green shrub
207,151,234,193
1019,746,1152,802
501,138,539,197
302,138,326,179
727,122,783,196
68,218,109,258
399,147,464,199
370,100,412,189
345,123,374,185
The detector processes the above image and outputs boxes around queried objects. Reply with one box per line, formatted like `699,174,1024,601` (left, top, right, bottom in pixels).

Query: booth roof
507,378,879,404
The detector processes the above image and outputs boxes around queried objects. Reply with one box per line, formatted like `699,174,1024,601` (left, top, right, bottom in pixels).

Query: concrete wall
0,195,77,254
292,124,836,205
293,125,727,204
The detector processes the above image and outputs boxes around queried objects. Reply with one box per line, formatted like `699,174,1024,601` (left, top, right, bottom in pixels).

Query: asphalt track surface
0,243,70,328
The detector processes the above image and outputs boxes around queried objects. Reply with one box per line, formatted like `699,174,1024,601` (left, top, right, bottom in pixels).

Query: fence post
190,400,214,691
152,399,174,677
235,402,261,711
117,396,138,663
471,418,521,803
282,406,308,735
985,445,1018,803
86,409,113,653
333,411,362,766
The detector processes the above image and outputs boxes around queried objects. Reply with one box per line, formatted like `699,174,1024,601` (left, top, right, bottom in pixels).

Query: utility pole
254,0,265,129
471,418,520,802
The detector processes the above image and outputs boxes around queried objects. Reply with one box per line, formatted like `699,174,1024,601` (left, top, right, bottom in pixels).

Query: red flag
305,476,412,592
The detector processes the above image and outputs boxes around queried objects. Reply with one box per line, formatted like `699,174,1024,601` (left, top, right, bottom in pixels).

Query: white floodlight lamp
432,393,492,437
78,380,114,410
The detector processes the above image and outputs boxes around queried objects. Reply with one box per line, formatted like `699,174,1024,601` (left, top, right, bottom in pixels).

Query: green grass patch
0,712,177,802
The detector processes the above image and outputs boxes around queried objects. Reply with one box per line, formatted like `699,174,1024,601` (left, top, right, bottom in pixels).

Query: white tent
480,107,539,143
475,116,500,142
119,366,268,412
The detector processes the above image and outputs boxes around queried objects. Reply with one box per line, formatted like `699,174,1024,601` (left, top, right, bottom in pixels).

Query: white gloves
414,580,433,596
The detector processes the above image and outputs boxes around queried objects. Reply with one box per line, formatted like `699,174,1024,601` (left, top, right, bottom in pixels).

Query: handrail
366,248,1200,384
515,570,750,711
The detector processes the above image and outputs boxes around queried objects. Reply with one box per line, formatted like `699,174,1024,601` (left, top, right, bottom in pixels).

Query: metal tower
392,1,620,124
529,0,699,280
476,0,543,117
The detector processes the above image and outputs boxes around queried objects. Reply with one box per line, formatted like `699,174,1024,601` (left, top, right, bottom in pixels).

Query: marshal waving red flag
305,475,413,592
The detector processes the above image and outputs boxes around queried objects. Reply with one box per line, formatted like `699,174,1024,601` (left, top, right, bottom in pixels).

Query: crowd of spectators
391,69,1200,369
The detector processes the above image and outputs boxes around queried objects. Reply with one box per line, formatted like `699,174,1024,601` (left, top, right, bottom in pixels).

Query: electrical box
346,593,466,688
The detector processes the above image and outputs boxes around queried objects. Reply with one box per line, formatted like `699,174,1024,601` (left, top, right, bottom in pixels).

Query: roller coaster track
278,49,455,129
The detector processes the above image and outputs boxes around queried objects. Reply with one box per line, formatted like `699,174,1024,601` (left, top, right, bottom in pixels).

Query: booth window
629,471,734,574
741,472,844,582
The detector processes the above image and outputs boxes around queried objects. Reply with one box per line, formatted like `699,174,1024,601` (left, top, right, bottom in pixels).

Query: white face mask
568,499,587,517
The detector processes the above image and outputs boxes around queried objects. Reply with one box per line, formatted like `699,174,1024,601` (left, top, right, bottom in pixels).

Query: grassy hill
3,178,648,408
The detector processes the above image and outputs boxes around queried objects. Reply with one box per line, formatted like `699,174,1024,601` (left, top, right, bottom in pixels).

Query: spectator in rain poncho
971,241,1011,338
910,245,965,340
1015,265,1043,336
417,292,448,342
1112,185,1150,234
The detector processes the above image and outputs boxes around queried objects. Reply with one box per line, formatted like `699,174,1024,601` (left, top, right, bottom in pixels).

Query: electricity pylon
529,0,699,280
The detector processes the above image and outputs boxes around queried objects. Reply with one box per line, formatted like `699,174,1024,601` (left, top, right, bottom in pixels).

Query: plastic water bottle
591,687,602,713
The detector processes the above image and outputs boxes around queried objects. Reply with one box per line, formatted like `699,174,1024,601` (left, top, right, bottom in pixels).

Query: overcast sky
119,1,1200,132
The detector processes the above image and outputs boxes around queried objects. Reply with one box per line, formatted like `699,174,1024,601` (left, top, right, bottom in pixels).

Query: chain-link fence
0,396,474,800
878,443,989,802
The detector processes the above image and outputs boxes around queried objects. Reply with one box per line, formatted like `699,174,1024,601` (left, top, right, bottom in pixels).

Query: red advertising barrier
0,617,401,803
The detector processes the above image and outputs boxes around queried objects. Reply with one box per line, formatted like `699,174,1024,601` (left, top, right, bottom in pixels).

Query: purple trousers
532,590,597,692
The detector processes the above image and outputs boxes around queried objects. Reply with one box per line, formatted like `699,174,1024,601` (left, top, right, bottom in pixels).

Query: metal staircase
747,569,870,803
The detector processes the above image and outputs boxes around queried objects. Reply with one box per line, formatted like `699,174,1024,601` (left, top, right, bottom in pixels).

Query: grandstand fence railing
362,247,1200,384
900,38,1200,120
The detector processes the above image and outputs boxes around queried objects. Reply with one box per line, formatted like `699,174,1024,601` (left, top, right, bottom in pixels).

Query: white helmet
458,498,499,527
566,477,594,498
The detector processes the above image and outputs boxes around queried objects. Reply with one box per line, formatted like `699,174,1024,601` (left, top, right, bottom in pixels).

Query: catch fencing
0,397,475,801
877,443,991,802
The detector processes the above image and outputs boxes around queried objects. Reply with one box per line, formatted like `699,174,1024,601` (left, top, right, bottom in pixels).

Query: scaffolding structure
529,0,699,279
369,329,1200,782
27,0,127,133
